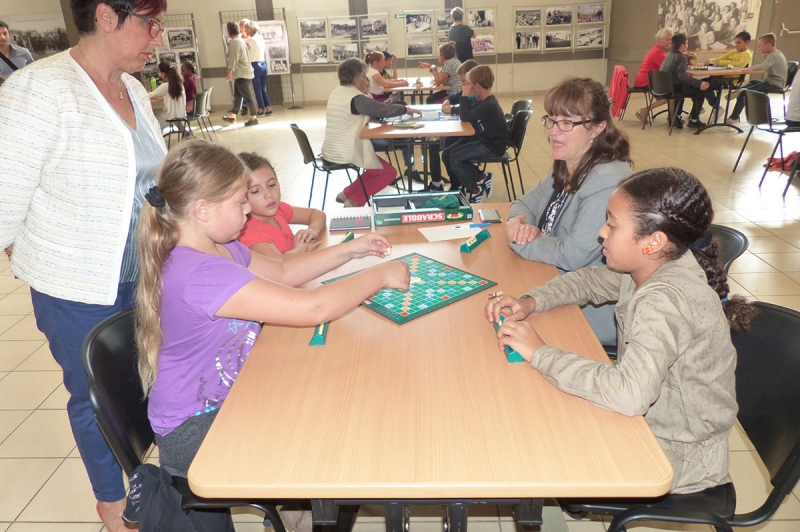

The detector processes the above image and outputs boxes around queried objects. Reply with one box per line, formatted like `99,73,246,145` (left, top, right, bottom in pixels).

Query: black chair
709,224,749,275
164,115,191,149
564,301,800,532
505,99,532,126
81,310,286,531
187,88,218,142
620,85,650,123
648,70,683,135
766,61,798,117
472,110,533,201
289,123,369,208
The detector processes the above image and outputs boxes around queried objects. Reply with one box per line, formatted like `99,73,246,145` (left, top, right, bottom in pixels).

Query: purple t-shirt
148,241,261,436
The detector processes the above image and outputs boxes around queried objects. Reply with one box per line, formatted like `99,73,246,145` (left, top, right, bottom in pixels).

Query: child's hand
406,107,422,117
505,215,540,245
379,261,410,291
497,320,544,363
441,100,452,114
484,295,535,323
348,233,392,258
293,241,321,253
294,228,319,243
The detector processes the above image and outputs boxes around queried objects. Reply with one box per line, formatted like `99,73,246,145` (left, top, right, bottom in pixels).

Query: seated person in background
180,62,198,114
379,50,398,80
365,51,406,102
322,58,420,207
634,27,674,124
487,167,758,495
441,65,506,204
237,152,327,257
786,70,800,128
418,41,462,104
506,77,632,345
441,59,478,115
659,33,709,129
148,61,187,132
702,31,751,113
727,32,788,124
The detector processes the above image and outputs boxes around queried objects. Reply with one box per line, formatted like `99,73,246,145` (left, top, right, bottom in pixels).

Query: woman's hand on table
347,233,393,258
505,215,541,244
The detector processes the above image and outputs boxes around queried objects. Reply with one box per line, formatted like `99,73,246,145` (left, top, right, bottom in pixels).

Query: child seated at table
237,152,326,258
702,31,751,112
365,51,406,102
441,65,507,203
135,139,409,528
485,167,757,494
417,41,462,104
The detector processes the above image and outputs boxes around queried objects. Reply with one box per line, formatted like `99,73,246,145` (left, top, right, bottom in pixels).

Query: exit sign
394,14,406,19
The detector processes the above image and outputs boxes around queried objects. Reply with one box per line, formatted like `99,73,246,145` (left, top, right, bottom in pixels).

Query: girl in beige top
486,167,758,494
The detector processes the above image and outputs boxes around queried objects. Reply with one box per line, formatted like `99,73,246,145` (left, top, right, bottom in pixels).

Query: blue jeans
31,282,136,502
730,80,780,119
442,139,497,193
251,61,270,109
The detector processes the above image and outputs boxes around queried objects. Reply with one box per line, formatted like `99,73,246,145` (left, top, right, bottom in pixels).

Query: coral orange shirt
238,202,295,253
635,45,667,88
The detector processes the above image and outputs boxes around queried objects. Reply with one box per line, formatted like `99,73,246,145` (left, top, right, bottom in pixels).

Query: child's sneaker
467,189,484,204
427,181,445,192
477,172,493,198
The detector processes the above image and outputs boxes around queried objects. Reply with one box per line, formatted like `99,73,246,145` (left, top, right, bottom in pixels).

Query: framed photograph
405,12,433,34
515,8,542,28
359,14,388,38
406,37,434,57
332,42,360,63
270,59,289,74
471,34,495,54
515,30,541,51
361,40,390,55
157,52,176,65
577,4,605,24
438,36,451,47
301,44,328,64
330,17,358,40
545,29,572,49
259,21,285,42
575,27,603,48
468,9,495,29
142,65,158,80
178,51,196,64
298,18,326,40
144,52,157,67
546,6,573,26
166,27,194,50
268,45,287,60
435,10,453,32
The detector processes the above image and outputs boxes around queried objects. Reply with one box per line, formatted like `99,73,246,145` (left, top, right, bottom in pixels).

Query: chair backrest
709,224,748,274
82,309,153,477
510,99,532,116
290,123,317,166
205,86,213,113
648,70,674,98
191,89,206,117
730,302,800,523
785,61,798,90
743,89,772,126
509,110,533,153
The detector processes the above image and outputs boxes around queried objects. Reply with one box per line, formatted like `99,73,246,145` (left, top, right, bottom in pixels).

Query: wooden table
688,67,764,134
392,77,449,104
188,204,673,530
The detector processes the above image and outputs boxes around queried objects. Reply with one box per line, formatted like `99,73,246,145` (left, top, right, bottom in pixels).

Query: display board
512,3,606,54
468,8,497,55
298,13,390,64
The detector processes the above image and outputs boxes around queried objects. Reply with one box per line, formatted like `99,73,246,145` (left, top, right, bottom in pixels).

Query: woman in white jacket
149,60,186,131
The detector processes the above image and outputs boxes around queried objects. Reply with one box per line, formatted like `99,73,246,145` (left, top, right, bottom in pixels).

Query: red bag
765,151,799,171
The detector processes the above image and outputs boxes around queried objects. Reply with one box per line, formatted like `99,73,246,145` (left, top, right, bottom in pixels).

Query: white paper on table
418,225,482,242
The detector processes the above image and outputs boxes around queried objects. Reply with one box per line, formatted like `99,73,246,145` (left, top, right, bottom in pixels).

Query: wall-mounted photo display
301,43,328,63
468,9,495,29
142,64,158,80
330,17,358,40
472,34,496,54
361,40,390,55
259,20,290,75
144,53,157,67
270,59,289,73
260,21,285,42
515,30,541,51
167,27,194,50
298,18,327,40
515,8,542,28
268,45,287,60
438,35,450,47
157,51,177,65
577,4,605,24
575,26,603,48
546,6,573,26
332,42,360,62
407,37,434,57
435,10,453,32
178,51,197,64
545,28,572,49
405,12,433,34
359,14,388,38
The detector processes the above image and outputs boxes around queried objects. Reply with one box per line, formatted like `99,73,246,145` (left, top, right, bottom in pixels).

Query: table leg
311,499,339,526
514,499,544,528
445,503,470,532
384,503,410,532
694,79,743,135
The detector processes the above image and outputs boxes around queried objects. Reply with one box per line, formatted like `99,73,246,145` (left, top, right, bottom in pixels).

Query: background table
189,205,673,528
688,67,764,134
392,77,449,104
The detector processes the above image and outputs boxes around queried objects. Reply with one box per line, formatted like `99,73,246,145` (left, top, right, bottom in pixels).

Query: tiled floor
1,91,799,532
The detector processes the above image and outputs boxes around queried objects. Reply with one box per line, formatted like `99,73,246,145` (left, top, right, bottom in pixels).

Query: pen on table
454,223,491,229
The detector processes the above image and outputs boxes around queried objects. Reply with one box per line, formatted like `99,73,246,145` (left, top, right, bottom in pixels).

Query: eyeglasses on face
121,9,165,38
541,115,592,132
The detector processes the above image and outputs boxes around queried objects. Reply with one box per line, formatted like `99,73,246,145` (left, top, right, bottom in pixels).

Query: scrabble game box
372,191,473,226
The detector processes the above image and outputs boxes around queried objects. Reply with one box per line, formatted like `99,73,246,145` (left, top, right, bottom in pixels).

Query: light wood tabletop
688,67,764,77
393,76,449,93
189,204,673,504
360,119,475,140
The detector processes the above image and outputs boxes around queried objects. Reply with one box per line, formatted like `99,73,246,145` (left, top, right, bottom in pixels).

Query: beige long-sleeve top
525,252,737,494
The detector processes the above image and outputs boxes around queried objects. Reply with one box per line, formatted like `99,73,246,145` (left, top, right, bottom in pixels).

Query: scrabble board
323,253,496,325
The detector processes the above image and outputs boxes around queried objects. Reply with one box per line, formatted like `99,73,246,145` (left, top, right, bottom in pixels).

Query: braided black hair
619,167,757,330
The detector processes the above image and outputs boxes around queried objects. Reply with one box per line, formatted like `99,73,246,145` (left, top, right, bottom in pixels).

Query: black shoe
241,109,249,116
222,115,236,123
404,169,424,184
263,110,274,116
687,119,702,129
244,118,259,127
672,118,684,129
427,182,445,192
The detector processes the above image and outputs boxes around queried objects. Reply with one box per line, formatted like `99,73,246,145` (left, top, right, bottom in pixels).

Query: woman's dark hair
543,77,632,192
618,167,758,330
70,0,167,36
226,21,239,37
158,61,182,100
670,33,687,52
338,58,367,86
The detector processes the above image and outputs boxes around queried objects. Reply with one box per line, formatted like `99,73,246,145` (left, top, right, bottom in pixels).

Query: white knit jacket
0,50,167,305
321,84,381,170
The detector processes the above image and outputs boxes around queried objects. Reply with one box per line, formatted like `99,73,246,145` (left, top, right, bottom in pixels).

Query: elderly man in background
0,21,34,79
633,27,673,123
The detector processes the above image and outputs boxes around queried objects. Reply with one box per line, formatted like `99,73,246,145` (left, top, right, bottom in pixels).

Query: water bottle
150,76,157,91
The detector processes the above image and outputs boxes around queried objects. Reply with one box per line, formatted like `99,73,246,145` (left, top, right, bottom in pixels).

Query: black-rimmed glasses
121,9,165,38
541,115,592,132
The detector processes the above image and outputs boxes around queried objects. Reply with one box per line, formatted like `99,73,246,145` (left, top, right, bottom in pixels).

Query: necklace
75,46,125,100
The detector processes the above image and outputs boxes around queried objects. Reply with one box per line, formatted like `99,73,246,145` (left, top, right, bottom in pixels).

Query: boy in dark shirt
442,65,507,203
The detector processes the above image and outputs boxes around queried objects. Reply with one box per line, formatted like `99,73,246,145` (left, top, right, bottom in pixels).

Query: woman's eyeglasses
541,115,592,132
121,9,165,38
